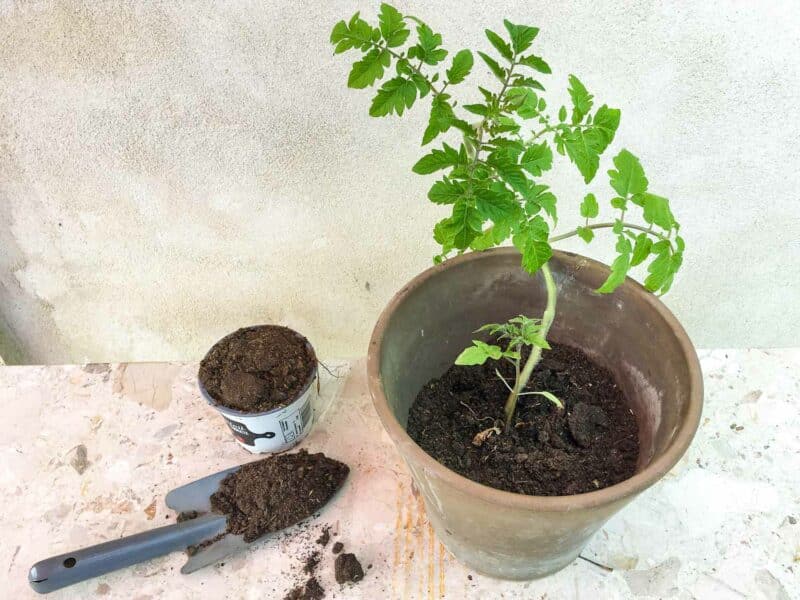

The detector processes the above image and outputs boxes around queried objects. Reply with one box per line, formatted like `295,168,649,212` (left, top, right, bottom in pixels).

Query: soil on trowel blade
407,342,639,496
199,325,316,412
210,450,349,542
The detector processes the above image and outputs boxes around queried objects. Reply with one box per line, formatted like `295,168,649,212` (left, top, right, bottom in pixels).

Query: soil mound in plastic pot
199,325,316,413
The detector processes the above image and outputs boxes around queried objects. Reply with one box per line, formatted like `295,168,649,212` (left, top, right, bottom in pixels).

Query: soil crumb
315,526,331,547
407,342,639,496
303,552,321,574
186,533,225,557
210,450,349,542
334,553,365,584
331,541,344,554
199,325,316,413
177,510,198,523
284,577,325,600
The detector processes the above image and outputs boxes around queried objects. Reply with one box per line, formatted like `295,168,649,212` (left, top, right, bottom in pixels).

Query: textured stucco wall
1,1,799,364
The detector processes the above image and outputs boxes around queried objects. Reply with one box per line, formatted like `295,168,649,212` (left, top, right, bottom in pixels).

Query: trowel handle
28,514,227,594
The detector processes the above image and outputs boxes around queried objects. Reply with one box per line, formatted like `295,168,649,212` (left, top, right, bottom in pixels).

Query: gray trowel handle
28,514,227,594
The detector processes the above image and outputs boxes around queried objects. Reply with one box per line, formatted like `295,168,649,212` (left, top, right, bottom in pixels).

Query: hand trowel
28,459,345,594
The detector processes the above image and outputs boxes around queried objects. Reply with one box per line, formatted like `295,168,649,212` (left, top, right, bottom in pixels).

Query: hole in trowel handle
63,557,77,568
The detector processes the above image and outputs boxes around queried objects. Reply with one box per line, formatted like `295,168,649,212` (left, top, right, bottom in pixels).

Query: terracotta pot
367,248,702,579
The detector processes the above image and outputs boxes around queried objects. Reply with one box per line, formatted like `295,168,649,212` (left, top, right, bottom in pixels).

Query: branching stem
549,221,669,244
502,262,557,430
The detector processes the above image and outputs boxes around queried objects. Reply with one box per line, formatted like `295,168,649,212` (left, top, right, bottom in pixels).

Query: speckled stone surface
0,350,798,599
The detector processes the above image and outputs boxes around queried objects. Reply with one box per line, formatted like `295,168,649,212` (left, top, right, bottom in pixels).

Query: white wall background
1,0,799,364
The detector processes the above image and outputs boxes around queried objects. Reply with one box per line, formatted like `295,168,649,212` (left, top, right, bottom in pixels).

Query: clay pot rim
199,324,318,417
367,248,703,511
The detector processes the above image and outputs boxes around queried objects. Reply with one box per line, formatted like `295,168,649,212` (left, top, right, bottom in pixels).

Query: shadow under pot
198,325,317,453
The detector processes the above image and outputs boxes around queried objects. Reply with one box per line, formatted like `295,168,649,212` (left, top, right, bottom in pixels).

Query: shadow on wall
0,319,27,365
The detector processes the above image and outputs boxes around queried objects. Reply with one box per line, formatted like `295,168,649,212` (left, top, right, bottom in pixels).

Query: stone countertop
0,350,798,599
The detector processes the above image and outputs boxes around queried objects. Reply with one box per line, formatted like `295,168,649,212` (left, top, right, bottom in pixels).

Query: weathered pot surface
367,248,702,579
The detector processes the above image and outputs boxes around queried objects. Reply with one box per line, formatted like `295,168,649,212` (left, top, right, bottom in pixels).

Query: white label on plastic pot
214,380,315,454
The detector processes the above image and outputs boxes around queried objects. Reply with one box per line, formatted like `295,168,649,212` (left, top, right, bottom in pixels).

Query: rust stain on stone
144,498,157,520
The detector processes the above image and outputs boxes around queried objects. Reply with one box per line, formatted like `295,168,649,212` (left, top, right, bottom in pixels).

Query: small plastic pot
199,327,317,454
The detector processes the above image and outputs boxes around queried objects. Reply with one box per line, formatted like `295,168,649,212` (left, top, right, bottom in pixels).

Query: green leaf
593,105,621,153
608,149,649,197
455,341,503,365
520,238,552,274
470,221,511,250
558,105,567,122
644,246,672,292
610,196,627,210
576,226,594,243
519,54,551,74
477,51,506,80
408,23,448,65
463,103,489,116
568,75,593,123
597,250,631,294
529,391,563,409
446,49,474,84
475,186,520,223
513,218,552,274
348,48,391,89
422,96,455,144
447,202,484,249
642,193,675,230
485,29,513,61
535,191,557,223
510,75,545,90
521,184,556,222
411,72,431,97
378,3,409,47
369,76,417,116
428,179,464,204
506,87,538,119
519,143,553,176
580,193,599,218
563,128,602,183
412,143,461,174
496,166,529,195
630,233,652,266
330,13,377,54
503,20,539,54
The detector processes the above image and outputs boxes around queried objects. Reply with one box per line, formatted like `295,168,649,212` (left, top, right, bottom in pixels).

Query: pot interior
377,250,696,473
